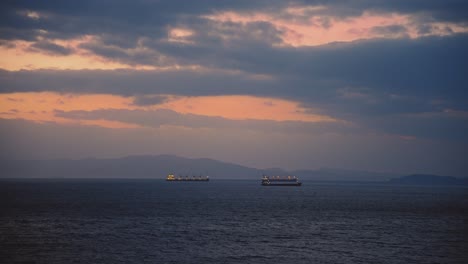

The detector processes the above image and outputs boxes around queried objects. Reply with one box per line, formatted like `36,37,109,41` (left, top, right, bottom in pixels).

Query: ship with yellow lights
166,174,209,181
261,175,301,186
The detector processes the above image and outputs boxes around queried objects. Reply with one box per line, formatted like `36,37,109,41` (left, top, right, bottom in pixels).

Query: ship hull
166,173,209,181
167,179,209,181
261,175,302,186
261,182,302,186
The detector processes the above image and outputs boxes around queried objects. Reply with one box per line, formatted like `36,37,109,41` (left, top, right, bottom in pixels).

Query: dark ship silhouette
166,174,209,181
261,175,302,186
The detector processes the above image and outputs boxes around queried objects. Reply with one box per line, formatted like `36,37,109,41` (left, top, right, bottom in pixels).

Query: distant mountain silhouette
0,155,263,179
388,174,468,185
292,168,399,182
0,155,461,182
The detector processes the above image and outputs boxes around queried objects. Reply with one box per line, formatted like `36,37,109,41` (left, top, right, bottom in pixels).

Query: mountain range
388,174,468,185
0,155,465,183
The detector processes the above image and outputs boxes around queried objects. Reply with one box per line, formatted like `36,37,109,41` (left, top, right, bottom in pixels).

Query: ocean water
1,179,467,264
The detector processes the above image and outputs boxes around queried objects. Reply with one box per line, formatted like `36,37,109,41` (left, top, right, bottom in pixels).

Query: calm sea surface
1,179,467,263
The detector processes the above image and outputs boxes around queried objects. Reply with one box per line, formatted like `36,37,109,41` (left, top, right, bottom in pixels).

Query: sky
0,0,467,176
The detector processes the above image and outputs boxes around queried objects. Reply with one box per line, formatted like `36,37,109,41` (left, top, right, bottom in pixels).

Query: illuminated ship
261,175,302,186
166,174,209,181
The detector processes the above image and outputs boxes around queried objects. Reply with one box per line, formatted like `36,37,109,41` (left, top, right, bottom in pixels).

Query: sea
1,179,467,264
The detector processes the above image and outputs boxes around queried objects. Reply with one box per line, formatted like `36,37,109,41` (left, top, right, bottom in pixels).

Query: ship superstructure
166,174,209,181
261,175,301,186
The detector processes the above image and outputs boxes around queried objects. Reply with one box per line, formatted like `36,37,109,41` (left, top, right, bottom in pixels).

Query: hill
292,168,398,182
1,155,459,182
0,155,262,179
388,174,468,186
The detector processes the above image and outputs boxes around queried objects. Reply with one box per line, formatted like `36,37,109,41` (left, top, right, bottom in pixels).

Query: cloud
2,34,467,113
132,95,171,106
0,39,16,48
0,68,276,96
78,40,168,67
54,108,350,135
0,1,283,43
370,24,409,37
1,117,466,175
1,33,467,142
366,111,468,141
1,1,467,50
27,40,73,56
1,1,467,74
52,105,468,142
291,1,468,23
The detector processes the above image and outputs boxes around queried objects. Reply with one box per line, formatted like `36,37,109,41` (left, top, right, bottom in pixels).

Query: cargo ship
261,175,301,186
166,174,209,181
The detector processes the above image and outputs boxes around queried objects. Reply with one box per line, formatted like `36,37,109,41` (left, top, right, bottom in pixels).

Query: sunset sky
1,1,467,176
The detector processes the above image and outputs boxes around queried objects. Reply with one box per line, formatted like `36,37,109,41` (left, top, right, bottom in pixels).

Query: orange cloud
205,9,468,47
0,35,210,71
0,92,137,128
0,92,337,128
155,95,335,122
167,27,195,44
0,37,137,71
2,8,467,71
